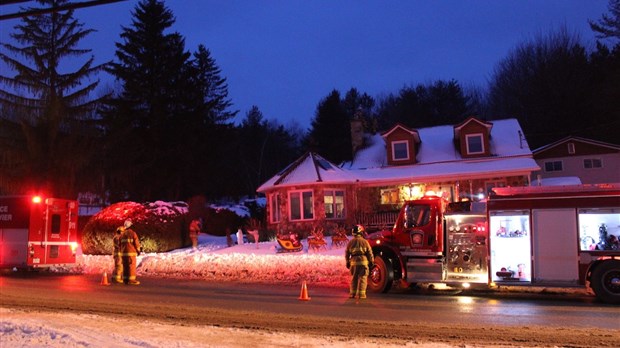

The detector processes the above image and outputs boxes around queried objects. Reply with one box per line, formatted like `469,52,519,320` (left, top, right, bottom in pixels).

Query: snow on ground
75,233,351,288
0,233,586,347
3,234,408,348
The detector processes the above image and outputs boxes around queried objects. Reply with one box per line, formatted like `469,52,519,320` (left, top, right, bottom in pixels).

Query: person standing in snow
189,218,202,250
120,219,141,285
345,224,374,299
112,225,124,283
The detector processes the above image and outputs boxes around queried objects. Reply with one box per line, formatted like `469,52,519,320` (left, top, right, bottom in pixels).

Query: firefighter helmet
353,224,365,236
124,219,133,229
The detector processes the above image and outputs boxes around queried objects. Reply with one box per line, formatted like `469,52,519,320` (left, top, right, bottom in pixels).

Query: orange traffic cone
100,271,110,286
298,280,311,301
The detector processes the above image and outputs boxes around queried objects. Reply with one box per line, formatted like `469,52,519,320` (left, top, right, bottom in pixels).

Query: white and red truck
0,195,79,269
366,184,620,304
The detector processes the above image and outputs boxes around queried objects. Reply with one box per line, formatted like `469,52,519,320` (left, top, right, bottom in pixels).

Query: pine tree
103,0,194,201
191,44,237,126
307,90,352,164
0,0,105,196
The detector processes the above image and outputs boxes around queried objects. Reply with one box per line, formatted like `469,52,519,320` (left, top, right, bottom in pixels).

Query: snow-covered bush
81,201,187,254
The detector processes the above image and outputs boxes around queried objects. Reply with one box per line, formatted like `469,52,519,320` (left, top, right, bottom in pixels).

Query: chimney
350,108,364,156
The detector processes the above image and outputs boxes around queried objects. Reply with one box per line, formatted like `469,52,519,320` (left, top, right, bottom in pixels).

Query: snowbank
71,234,351,287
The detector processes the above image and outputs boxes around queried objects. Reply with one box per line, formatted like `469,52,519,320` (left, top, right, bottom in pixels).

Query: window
465,134,484,154
584,158,602,169
51,214,61,236
567,142,575,154
391,140,409,161
578,208,619,251
269,193,281,223
381,188,400,204
324,190,345,219
544,161,563,172
289,190,314,221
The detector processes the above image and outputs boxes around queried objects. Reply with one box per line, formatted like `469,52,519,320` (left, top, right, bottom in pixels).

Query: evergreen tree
307,90,351,164
103,0,194,201
589,0,620,43
237,106,301,196
191,44,237,126
375,80,470,131
0,0,105,197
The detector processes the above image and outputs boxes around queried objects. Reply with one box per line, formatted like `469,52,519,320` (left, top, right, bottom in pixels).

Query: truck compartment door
532,209,579,284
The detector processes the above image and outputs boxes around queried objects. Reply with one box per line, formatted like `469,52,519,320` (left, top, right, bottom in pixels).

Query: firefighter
189,218,202,250
120,219,141,285
112,225,124,283
345,224,374,299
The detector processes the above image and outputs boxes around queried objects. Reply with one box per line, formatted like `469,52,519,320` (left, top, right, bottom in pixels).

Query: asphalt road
1,273,619,347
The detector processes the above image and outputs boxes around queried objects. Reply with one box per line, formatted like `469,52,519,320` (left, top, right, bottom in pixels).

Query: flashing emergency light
32,196,42,204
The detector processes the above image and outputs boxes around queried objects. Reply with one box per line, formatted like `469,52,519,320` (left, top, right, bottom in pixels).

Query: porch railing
355,211,399,231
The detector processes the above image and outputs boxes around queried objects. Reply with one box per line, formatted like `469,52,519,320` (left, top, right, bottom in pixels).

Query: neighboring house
257,117,539,236
532,136,620,185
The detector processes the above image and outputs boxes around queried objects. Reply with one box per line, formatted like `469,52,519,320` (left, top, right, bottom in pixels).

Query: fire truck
0,195,79,269
366,184,620,304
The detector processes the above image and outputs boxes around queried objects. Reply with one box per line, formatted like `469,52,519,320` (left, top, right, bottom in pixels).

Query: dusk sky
0,1,612,129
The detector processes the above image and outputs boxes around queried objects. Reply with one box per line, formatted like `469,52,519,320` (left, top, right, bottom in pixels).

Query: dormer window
466,133,484,155
381,124,420,166
454,117,492,158
392,140,410,161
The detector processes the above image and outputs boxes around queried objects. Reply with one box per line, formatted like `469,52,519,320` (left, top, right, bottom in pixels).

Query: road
1,273,619,347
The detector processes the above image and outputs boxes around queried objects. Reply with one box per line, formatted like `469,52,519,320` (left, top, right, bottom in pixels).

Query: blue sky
0,0,611,129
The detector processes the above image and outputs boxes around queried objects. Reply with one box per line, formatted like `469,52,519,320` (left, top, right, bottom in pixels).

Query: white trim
465,133,485,155
288,190,314,221
391,140,410,161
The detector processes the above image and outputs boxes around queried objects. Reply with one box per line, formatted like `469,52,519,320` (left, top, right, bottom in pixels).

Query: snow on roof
530,176,583,186
345,118,531,169
353,157,539,186
256,152,357,192
258,118,538,192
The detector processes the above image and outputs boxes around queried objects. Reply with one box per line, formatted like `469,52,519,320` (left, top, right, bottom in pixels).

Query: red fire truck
366,184,620,304
0,195,79,269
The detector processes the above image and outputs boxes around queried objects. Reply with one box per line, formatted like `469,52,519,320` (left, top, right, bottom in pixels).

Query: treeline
1,0,619,203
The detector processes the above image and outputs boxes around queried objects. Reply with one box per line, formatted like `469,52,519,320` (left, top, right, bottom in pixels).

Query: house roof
344,118,532,169
532,136,620,155
381,123,421,143
256,152,356,192
257,118,539,193
453,117,493,138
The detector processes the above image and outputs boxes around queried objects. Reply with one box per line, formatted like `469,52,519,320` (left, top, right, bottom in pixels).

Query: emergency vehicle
366,184,620,304
0,195,79,269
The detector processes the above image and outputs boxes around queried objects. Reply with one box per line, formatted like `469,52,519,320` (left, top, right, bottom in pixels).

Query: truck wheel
368,256,393,293
590,260,620,305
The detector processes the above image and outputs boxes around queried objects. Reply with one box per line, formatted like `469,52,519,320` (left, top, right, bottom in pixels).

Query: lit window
583,158,602,169
269,193,281,223
392,141,409,161
544,161,563,172
381,188,400,204
466,134,484,154
324,190,345,219
289,190,314,221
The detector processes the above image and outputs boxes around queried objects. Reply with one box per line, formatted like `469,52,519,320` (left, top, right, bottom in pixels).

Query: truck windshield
404,204,430,228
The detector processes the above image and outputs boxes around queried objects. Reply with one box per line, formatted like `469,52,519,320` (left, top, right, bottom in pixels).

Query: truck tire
368,255,393,293
590,260,620,305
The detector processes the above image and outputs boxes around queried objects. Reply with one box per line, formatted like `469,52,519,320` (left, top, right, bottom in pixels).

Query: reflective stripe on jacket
345,236,374,266
120,228,140,254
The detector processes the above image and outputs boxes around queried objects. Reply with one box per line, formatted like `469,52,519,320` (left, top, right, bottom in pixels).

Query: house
257,117,539,236
532,136,620,185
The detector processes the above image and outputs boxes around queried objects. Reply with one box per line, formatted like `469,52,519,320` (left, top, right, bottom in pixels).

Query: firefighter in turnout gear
189,219,201,250
120,219,141,285
112,225,124,283
345,224,374,299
